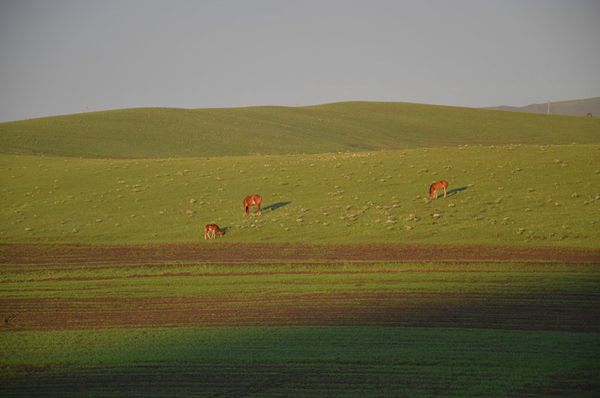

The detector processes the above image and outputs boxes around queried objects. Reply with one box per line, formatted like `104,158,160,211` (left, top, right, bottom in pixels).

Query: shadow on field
3,325,596,397
263,201,291,212
446,186,468,197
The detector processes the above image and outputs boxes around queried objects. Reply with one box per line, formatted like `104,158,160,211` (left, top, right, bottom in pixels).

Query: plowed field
1,243,599,397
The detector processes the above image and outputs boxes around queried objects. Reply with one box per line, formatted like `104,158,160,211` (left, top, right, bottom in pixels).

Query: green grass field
1,101,599,158
2,144,599,247
1,101,599,396
1,255,599,396
3,327,598,397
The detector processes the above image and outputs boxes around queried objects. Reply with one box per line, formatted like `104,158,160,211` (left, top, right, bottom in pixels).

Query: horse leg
256,202,262,215
443,187,447,198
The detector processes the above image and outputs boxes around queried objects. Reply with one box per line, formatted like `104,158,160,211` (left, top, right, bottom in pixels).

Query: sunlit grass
1,102,599,158
2,144,599,246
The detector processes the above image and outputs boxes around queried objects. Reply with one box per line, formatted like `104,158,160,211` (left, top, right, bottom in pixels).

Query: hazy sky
1,0,599,121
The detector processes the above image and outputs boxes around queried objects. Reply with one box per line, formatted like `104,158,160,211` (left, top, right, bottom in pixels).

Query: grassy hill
3,102,599,397
1,101,599,158
489,97,600,117
2,144,599,247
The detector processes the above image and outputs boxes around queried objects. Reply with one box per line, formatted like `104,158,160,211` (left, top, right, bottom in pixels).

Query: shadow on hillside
263,201,291,212
446,186,468,197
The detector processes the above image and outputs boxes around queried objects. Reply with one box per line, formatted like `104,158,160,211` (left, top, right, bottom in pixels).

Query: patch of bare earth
1,243,599,332
2,291,599,332
1,242,599,264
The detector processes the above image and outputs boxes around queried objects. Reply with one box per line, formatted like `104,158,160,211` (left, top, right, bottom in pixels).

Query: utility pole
547,100,551,115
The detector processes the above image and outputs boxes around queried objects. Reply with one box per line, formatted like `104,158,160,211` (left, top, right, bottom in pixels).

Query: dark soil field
1,243,599,397
3,242,598,265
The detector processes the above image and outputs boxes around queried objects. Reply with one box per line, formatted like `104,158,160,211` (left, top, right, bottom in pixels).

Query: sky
0,0,599,122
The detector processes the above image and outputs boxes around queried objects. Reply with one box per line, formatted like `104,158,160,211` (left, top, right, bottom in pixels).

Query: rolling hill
3,102,599,397
488,97,600,117
1,101,599,158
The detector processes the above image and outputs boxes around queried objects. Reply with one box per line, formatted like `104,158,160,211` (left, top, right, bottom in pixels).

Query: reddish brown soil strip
1,266,595,285
1,291,598,332
2,243,599,264
1,243,598,333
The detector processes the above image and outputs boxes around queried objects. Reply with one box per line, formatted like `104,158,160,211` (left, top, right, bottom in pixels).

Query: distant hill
488,97,600,117
1,101,599,158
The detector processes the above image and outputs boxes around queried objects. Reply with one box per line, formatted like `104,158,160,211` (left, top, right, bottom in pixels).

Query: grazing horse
587,112,593,117
243,194,262,215
204,223,224,240
429,180,448,200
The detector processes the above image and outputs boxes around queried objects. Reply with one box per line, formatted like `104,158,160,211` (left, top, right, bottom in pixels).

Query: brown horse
243,194,262,215
429,180,448,200
587,112,593,117
204,223,224,240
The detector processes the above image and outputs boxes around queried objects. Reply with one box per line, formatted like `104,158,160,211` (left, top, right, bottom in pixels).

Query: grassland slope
1,101,599,158
489,97,600,116
2,144,599,246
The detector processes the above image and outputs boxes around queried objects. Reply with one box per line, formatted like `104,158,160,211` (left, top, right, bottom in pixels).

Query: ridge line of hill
1,101,599,158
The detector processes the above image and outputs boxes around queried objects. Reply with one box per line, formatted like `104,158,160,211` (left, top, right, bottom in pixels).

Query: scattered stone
405,213,418,221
